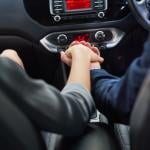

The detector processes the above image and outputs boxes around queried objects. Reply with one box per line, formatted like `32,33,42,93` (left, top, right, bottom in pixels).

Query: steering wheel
128,0,150,30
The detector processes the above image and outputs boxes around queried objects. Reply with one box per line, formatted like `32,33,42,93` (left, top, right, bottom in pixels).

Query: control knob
98,12,105,18
57,34,68,45
95,31,106,41
54,15,61,22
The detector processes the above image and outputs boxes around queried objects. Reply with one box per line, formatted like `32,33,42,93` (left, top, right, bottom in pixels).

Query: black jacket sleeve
0,57,95,136
91,34,150,124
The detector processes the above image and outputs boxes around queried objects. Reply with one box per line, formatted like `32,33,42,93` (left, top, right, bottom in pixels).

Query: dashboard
0,0,146,85
22,0,130,53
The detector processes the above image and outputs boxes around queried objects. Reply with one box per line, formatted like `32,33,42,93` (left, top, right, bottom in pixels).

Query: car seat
0,90,46,150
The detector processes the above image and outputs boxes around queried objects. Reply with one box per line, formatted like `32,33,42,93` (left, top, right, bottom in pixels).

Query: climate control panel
40,28,125,53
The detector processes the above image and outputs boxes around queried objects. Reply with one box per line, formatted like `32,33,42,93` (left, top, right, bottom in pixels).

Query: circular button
95,31,106,41
57,34,68,45
98,12,105,18
54,15,61,22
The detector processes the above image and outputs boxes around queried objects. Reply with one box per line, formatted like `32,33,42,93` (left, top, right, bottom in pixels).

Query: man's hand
79,41,104,70
1,49,24,68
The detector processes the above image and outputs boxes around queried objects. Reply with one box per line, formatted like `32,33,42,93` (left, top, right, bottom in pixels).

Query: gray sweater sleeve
0,57,96,136
62,83,96,119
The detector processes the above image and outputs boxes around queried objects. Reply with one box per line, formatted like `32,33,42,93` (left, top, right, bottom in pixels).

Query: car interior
0,0,149,150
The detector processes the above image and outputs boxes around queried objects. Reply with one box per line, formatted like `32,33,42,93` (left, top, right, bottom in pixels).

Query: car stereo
49,0,108,22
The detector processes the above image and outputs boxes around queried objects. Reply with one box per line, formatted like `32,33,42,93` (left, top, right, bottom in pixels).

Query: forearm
0,57,95,136
67,55,91,91
91,58,150,123
91,34,150,123
91,69,126,122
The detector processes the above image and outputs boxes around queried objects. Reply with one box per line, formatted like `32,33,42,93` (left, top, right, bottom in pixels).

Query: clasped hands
0,41,103,70
61,41,104,69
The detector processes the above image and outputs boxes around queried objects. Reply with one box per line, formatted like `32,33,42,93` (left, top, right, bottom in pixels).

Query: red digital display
74,34,90,42
66,0,91,11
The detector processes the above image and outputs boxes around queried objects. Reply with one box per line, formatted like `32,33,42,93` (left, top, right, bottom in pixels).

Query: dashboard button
54,15,61,22
57,34,68,45
95,31,106,41
98,12,105,18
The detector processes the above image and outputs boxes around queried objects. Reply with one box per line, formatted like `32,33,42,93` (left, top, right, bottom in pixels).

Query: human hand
61,42,101,66
1,49,24,68
79,41,104,70
61,41,104,69
60,41,79,66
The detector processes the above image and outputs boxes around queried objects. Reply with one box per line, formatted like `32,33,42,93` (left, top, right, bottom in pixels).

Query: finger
99,57,104,63
91,44,95,47
96,56,104,63
80,41,92,49
91,47,100,55
80,41,87,45
91,52,103,62
91,54,101,62
60,51,72,66
69,41,80,47
60,51,71,65
65,49,72,58
91,52,104,63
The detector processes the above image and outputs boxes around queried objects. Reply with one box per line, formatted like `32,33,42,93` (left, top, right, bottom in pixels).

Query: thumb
60,51,72,66
99,57,104,63
91,54,104,63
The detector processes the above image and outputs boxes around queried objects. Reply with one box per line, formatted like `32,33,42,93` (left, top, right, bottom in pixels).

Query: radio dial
95,31,106,41
57,34,68,45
